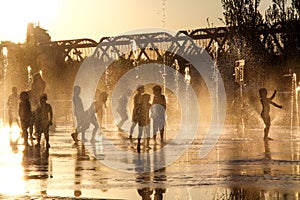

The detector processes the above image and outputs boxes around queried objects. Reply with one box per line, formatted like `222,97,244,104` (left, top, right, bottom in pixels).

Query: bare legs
262,114,272,141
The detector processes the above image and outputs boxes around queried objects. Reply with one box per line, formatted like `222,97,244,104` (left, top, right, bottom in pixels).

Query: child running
259,88,282,141
77,102,100,143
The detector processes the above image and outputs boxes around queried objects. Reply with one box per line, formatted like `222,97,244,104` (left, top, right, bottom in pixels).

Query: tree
265,0,300,61
222,0,262,27
221,0,268,88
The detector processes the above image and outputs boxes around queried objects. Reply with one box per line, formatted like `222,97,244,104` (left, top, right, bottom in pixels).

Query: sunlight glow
0,0,60,43
11,124,21,142
0,124,26,196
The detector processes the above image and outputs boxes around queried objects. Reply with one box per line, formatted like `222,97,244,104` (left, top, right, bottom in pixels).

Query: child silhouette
259,88,283,141
35,93,53,148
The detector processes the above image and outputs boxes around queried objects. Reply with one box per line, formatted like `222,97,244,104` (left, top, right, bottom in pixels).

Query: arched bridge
38,38,98,61
38,22,292,62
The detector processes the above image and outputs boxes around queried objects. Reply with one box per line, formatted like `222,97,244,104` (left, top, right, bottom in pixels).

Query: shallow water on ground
1,123,300,199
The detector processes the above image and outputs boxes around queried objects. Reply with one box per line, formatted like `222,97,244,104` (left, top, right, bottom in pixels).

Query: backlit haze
0,0,275,43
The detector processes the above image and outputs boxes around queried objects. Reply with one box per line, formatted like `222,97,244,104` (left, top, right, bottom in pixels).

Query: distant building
26,23,51,44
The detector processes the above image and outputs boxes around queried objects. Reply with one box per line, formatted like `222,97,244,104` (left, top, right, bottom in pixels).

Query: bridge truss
37,23,287,64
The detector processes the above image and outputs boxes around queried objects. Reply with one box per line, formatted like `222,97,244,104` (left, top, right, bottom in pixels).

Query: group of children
128,85,166,152
118,85,283,150
8,82,282,150
8,86,53,148
129,86,282,148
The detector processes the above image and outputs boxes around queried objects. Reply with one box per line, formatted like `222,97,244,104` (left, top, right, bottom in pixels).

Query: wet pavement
1,118,300,200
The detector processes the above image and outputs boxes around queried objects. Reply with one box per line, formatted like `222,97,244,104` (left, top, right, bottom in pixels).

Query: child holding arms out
259,88,282,141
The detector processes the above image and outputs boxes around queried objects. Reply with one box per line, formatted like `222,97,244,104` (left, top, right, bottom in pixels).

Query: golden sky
0,0,274,43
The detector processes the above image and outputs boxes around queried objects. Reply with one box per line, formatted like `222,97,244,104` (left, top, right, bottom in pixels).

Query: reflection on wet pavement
1,123,300,199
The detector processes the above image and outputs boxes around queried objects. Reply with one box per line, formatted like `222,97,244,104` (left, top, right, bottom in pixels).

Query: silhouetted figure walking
77,102,100,143
116,89,131,132
151,85,166,145
71,86,85,143
137,94,152,152
129,85,144,139
259,88,282,141
7,86,20,128
19,91,32,146
35,93,53,148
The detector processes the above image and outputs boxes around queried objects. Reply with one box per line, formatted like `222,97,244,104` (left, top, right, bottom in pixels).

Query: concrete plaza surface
1,119,300,200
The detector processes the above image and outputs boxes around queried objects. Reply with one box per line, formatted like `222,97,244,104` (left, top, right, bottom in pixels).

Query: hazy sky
0,0,274,43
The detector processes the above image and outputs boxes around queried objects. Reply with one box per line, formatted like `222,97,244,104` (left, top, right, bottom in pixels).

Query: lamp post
2,47,8,124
